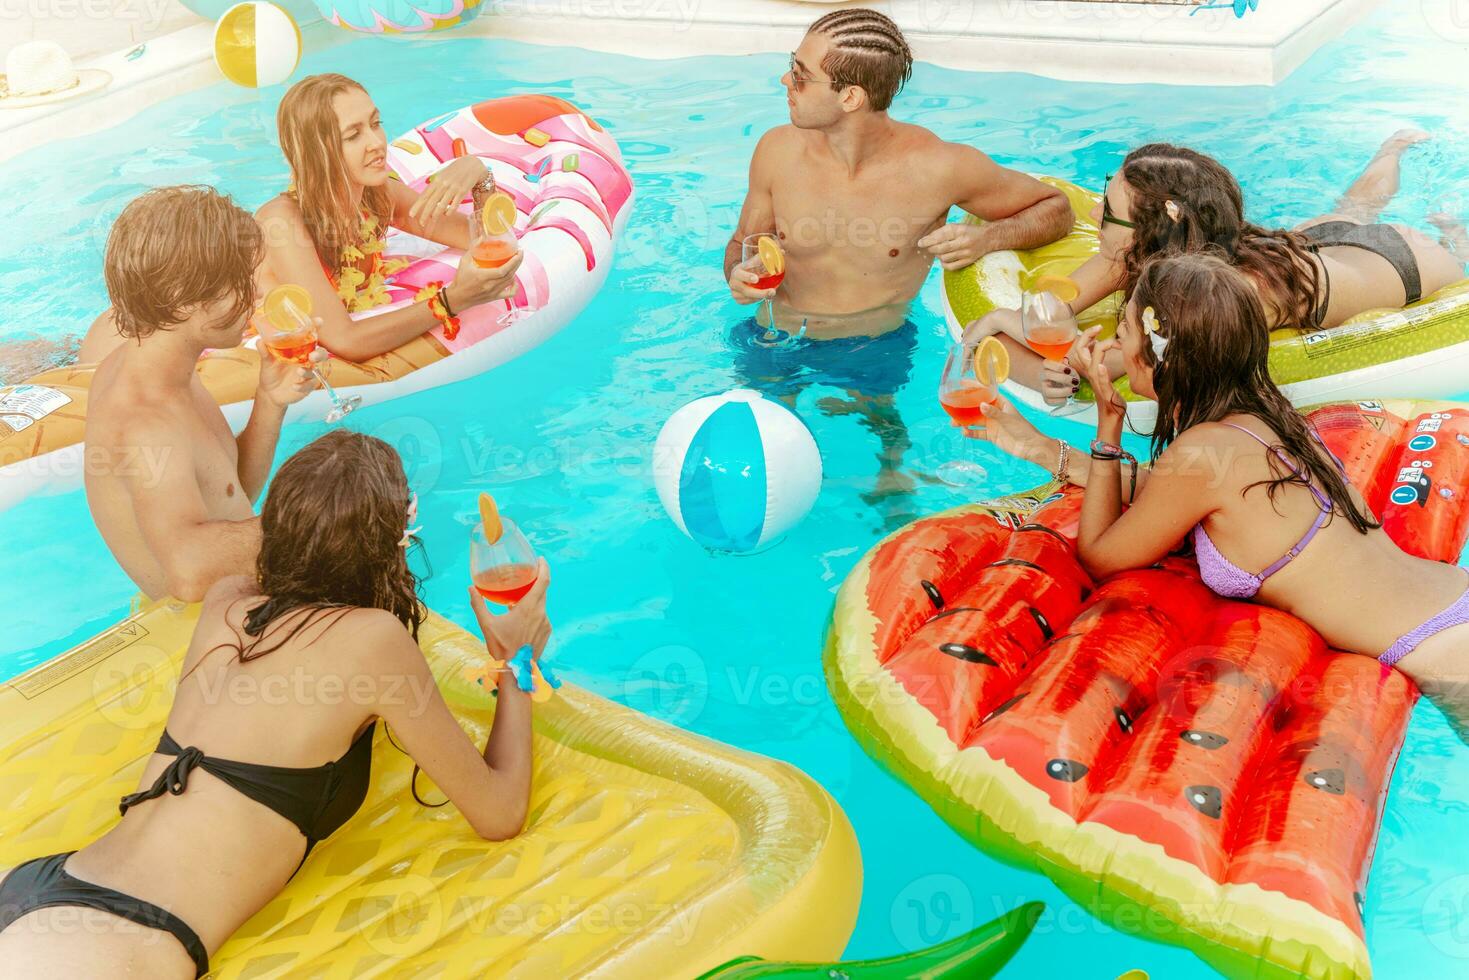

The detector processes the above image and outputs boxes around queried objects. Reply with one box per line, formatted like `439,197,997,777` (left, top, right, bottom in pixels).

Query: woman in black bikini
0,431,551,977
967,131,1466,398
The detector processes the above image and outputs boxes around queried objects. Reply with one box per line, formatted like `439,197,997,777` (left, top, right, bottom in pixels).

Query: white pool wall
0,0,1383,164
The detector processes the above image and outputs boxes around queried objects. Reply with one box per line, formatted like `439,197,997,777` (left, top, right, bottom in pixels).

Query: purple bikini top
1193,422,1341,600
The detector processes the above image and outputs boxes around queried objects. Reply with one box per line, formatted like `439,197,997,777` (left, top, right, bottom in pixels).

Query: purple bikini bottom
1380,583,1469,669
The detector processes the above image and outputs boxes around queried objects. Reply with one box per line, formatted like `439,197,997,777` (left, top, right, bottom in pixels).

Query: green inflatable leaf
695,901,1043,979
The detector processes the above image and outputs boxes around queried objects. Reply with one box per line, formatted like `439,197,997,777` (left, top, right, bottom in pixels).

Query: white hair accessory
1142,306,1169,361
1164,200,1182,222
399,492,421,548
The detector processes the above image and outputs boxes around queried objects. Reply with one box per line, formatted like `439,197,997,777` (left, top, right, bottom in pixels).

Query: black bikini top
119,723,376,861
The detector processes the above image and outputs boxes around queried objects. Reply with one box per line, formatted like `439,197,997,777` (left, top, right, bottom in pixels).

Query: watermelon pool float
825,399,1469,979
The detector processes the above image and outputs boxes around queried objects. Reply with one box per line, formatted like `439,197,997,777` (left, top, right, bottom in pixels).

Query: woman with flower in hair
966,136,1465,403
256,73,520,363
976,250,1469,737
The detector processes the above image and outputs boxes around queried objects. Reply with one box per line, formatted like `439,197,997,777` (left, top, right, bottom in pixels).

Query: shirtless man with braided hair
726,8,1069,522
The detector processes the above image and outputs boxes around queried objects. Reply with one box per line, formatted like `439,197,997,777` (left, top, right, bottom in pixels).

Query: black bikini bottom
1303,221,1423,324
0,852,209,978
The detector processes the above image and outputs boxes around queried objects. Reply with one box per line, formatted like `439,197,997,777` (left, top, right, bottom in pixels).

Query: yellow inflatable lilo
944,176,1469,429
0,601,860,977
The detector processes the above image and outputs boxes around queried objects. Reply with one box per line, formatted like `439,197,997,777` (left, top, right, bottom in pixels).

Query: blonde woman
257,73,520,362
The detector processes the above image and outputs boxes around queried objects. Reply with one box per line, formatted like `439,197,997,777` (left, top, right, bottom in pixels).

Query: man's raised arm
919,146,1072,271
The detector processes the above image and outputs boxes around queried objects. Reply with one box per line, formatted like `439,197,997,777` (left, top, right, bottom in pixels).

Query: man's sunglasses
788,52,847,92
1102,173,1136,230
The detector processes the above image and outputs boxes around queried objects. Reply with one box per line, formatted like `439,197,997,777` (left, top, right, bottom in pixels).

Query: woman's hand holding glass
451,248,523,309
466,557,552,680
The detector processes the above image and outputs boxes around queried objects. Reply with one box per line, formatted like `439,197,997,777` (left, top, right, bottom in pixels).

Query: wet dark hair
1117,144,1323,331
809,8,913,112
1137,251,1378,534
202,430,424,668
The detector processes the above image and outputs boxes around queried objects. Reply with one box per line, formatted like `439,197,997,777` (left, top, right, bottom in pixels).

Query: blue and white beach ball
654,390,822,554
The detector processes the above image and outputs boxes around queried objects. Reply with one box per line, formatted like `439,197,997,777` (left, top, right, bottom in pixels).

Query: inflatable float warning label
0,385,71,434
7,619,150,701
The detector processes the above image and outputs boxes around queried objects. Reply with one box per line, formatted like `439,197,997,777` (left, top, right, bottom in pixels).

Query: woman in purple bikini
977,250,1469,734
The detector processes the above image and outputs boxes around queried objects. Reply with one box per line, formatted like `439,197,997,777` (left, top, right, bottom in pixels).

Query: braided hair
809,8,913,111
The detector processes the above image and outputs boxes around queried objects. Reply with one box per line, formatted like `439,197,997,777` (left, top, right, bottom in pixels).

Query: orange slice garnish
973,336,1011,387
480,191,517,237
478,493,503,544
262,284,312,331
1033,275,1080,304
757,235,784,276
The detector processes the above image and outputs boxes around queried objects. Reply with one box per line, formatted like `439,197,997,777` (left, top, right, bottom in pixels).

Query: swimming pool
2,3,1468,975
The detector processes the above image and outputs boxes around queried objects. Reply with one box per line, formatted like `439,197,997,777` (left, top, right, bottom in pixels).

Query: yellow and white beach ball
214,1,302,88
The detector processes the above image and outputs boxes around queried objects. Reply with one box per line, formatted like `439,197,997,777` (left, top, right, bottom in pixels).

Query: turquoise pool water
4,4,1469,975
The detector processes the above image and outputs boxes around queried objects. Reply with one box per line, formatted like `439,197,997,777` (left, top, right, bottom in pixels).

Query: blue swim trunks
729,319,918,400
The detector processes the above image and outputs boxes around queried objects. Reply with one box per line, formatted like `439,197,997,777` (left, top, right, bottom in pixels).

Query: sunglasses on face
1102,173,1136,230
788,52,845,93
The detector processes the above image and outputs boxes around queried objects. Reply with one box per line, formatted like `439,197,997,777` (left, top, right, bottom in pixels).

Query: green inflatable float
943,176,1469,428
698,902,1043,979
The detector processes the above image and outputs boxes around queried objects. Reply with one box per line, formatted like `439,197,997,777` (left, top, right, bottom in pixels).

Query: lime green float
697,902,1042,979
943,176,1469,429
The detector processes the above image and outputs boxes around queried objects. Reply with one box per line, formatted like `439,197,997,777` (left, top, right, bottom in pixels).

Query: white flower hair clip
1142,306,1169,361
399,492,422,548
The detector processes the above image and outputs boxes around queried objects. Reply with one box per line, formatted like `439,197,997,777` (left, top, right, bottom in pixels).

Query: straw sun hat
0,41,111,109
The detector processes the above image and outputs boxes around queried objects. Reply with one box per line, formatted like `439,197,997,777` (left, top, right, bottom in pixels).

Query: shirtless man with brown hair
724,8,1070,518
85,186,318,601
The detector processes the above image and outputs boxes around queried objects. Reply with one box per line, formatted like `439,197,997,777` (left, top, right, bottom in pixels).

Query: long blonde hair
277,73,395,277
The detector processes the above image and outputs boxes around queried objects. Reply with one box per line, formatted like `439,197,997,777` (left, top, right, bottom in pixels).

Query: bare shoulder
898,126,992,180
87,371,182,445
1174,420,1257,451
1152,423,1242,488
256,194,306,237
256,193,301,221
753,125,806,161
332,608,423,669
201,574,256,612
898,121,949,149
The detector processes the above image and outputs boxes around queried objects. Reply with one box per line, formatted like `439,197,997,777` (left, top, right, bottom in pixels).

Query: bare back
1187,420,1468,656
33,583,391,960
